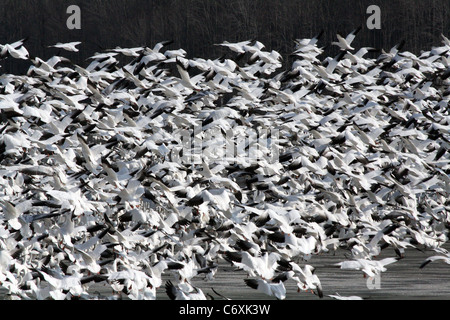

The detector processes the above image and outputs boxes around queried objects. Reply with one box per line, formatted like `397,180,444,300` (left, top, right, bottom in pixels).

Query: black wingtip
224,251,242,263
396,39,406,51
167,261,185,270
244,278,259,290
317,287,324,298
335,50,348,61
186,194,205,207
354,26,362,34
162,39,174,47
21,36,30,44
315,29,325,40
175,56,184,67
419,259,432,269
165,280,177,300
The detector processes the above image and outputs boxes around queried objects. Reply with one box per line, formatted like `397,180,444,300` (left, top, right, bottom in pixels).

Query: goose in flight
175,57,202,91
296,265,323,298
1,43,29,60
334,257,399,278
165,280,207,300
151,40,174,53
420,253,450,269
332,26,362,51
0,38,29,60
49,41,82,52
110,46,144,57
214,40,252,54
244,278,286,300
0,199,32,230
294,29,324,50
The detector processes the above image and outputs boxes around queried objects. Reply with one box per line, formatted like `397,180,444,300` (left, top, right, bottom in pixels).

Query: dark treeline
1,0,449,73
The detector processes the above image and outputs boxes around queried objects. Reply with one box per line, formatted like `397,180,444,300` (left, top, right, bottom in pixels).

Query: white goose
334,257,399,278
244,278,286,300
49,41,81,52
332,27,362,51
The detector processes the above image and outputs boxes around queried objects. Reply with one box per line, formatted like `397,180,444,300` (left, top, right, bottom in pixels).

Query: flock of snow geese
0,28,449,300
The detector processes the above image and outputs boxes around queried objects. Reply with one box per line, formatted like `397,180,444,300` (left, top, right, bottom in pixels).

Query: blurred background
1,0,449,73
